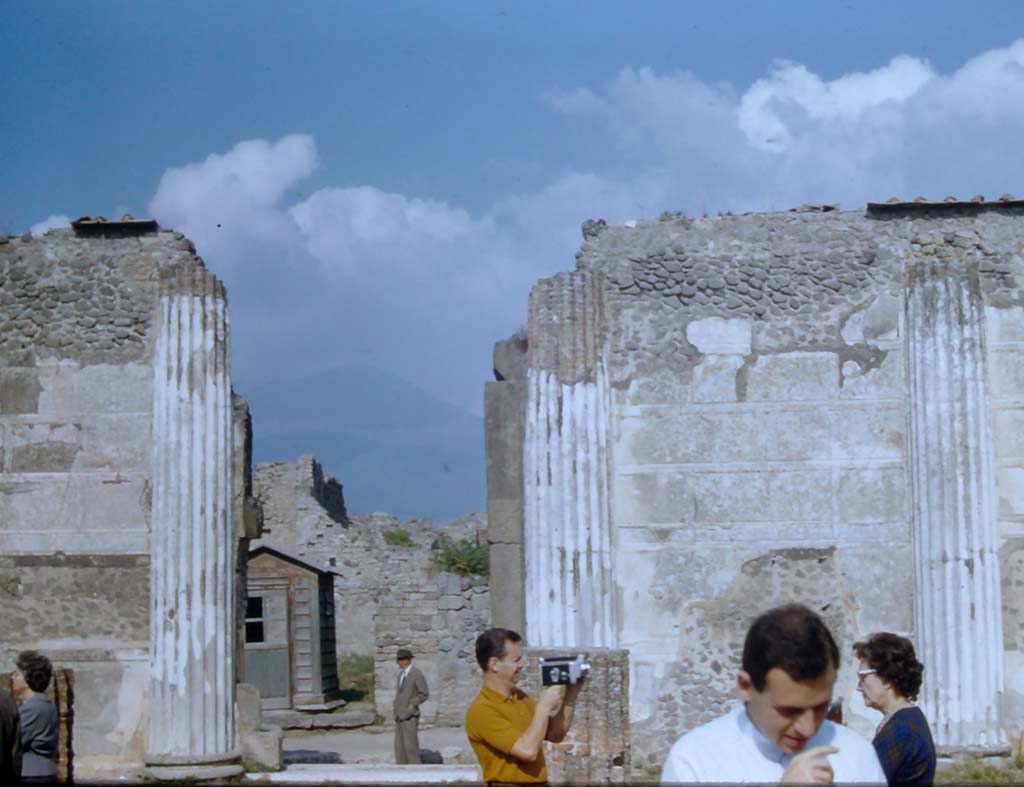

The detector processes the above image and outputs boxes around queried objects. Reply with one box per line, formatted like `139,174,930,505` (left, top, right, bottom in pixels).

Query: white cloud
289,186,478,278
141,38,1024,418
30,215,70,235
738,55,935,152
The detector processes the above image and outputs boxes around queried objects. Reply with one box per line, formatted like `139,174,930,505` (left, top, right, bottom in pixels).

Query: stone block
240,727,282,772
613,472,694,525
7,422,82,472
760,406,834,462
833,404,905,461
486,498,522,544
0,474,150,553
488,542,524,632
0,367,42,414
621,369,691,406
837,465,908,523
746,352,838,402
36,362,152,416
236,683,263,732
986,305,1024,346
686,317,752,355
691,355,744,403
617,410,765,466
484,381,525,501
990,349,1024,399
691,469,830,524
994,407,1024,461
493,336,528,382
839,350,903,400
998,467,1024,518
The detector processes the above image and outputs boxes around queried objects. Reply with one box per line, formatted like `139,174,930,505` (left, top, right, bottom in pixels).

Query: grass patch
431,534,489,577
383,528,414,547
936,754,1024,785
336,654,375,703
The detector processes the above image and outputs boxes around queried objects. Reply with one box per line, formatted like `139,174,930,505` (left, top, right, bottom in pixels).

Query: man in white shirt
661,604,886,784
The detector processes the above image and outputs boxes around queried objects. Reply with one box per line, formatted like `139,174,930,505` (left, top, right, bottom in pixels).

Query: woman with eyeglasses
853,633,936,787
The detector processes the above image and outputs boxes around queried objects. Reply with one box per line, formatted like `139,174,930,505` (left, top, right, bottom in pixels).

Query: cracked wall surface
502,203,1024,767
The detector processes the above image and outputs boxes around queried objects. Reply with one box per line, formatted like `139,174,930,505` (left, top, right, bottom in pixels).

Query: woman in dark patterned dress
854,633,936,787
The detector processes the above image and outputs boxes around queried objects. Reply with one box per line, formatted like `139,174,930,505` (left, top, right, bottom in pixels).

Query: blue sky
4,1,1024,519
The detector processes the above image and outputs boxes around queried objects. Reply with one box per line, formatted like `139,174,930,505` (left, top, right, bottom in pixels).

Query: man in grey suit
393,648,430,764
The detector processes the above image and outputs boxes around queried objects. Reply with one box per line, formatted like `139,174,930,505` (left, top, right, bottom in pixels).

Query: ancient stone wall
0,228,185,778
500,203,1024,768
253,457,490,726
0,227,255,779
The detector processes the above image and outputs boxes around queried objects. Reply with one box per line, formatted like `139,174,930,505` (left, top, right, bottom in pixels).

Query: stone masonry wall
0,227,200,779
515,203,1024,768
253,457,490,726
0,226,257,779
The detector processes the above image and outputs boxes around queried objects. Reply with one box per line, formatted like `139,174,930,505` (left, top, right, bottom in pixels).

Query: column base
145,750,244,781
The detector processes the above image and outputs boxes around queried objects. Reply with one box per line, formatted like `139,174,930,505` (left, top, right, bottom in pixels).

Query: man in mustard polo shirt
464,628,584,784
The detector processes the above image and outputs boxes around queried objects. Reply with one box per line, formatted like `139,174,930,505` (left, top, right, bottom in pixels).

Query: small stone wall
375,571,489,727
519,649,631,785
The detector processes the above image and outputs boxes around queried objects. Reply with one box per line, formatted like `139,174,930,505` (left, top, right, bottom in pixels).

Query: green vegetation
431,534,489,577
383,528,414,547
336,653,375,703
936,754,1024,785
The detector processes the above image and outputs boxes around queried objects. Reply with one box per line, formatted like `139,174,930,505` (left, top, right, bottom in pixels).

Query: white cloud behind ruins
143,39,1024,421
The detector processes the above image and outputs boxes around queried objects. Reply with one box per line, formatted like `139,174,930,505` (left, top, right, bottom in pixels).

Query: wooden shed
245,546,341,709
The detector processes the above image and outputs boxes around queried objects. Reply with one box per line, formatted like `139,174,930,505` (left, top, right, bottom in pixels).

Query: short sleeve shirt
465,686,546,784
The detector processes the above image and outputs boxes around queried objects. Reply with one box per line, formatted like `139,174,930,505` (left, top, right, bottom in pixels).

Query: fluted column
147,262,241,779
524,270,616,647
906,261,1005,750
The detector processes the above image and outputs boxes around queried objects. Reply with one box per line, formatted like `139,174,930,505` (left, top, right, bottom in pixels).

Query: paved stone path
282,725,476,766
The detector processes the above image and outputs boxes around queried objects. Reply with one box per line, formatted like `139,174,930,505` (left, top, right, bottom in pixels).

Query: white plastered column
147,262,241,779
906,261,1006,749
524,270,616,647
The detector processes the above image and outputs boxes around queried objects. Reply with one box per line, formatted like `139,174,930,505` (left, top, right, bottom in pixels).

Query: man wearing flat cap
394,648,430,764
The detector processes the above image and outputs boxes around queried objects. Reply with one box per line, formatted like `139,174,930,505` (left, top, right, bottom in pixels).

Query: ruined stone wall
253,458,490,725
513,205,1024,767
0,227,256,778
0,228,194,778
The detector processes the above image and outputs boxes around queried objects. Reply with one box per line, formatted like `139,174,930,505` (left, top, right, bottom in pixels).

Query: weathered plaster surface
505,204,1024,766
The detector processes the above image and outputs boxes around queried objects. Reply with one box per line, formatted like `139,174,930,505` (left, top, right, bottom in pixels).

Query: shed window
245,596,265,643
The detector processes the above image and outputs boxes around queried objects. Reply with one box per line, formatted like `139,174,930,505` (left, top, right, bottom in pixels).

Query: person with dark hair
0,685,21,781
464,627,584,783
661,604,886,784
12,650,58,784
853,633,935,787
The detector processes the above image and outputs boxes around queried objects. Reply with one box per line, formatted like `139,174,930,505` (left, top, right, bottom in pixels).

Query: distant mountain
240,364,485,524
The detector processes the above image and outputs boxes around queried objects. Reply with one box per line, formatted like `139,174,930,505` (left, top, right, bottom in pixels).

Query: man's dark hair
475,628,522,671
741,604,839,691
853,632,924,701
16,650,53,694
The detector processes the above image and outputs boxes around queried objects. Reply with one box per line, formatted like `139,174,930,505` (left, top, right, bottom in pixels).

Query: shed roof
248,545,335,577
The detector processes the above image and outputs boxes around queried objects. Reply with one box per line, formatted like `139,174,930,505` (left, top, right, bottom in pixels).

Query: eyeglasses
856,668,877,683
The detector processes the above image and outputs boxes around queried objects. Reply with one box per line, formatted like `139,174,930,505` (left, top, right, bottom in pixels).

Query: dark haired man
464,628,583,784
661,604,886,784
